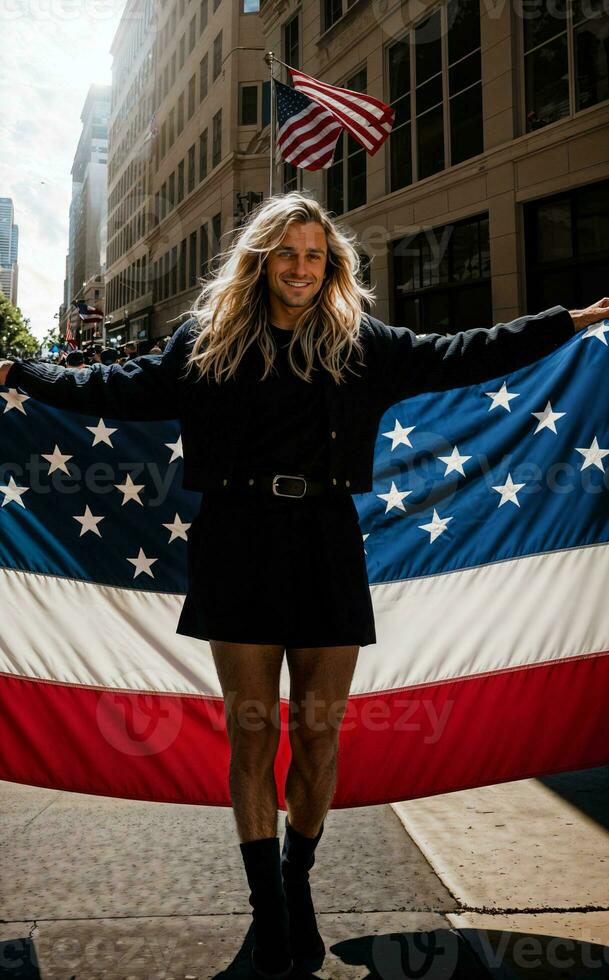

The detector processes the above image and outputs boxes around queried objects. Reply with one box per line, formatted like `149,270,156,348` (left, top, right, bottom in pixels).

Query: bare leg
284,645,359,836
209,640,286,843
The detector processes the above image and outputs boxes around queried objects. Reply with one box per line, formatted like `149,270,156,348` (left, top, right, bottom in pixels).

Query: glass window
283,163,298,192
392,213,491,333
189,231,198,286
283,14,299,72
240,84,258,124
243,0,259,9
188,75,196,118
188,144,196,192
524,34,569,130
574,14,609,112
199,128,208,181
178,238,186,291
323,0,342,32
326,67,367,214
212,109,222,166
179,34,185,70
178,159,185,202
213,31,222,80
189,14,196,53
168,171,175,208
200,54,208,101
199,0,207,34
200,223,209,275
388,39,412,192
211,212,222,268
177,93,184,134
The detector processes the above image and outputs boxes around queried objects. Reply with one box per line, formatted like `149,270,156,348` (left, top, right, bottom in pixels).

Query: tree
0,294,39,358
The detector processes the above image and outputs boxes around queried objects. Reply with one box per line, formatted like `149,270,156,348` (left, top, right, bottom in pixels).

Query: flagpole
264,50,276,197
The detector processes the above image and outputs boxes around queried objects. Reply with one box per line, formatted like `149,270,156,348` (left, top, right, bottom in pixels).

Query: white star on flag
0,389,29,414
127,548,158,578
73,505,105,537
41,445,74,475
162,513,191,543
376,481,412,513
437,445,472,477
165,436,183,462
485,382,520,413
362,532,369,555
582,319,609,346
418,509,453,543
382,420,416,451
114,473,146,505
86,419,118,447
531,401,566,435
0,476,29,508
575,436,609,472
492,473,526,507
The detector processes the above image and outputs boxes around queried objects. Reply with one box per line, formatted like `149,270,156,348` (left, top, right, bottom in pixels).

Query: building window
188,143,196,192
387,0,482,191
200,222,209,275
448,0,482,165
160,182,167,219
179,33,185,70
392,212,491,334
199,0,208,34
177,92,184,134
211,211,222,268
178,238,187,291
160,121,167,158
243,0,259,9
189,231,198,286
171,245,178,295
283,163,298,192
323,0,347,33
199,53,208,101
178,159,185,202
188,74,196,118
168,171,175,208
213,30,222,81
524,178,609,313
239,84,258,124
327,67,367,216
189,14,196,53
212,109,222,167
199,128,208,181
388,39,411,192
168,106,175,145
213,0,221,9
171,51,176,86
283,13,299,72
523,0,609,132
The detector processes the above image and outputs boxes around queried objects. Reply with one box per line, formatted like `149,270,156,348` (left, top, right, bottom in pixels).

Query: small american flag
275,67,395,171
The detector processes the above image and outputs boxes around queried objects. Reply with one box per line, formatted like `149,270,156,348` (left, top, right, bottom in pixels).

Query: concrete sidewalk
1,768,608,978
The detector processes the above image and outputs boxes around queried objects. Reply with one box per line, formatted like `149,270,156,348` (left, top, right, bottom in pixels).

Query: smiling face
264,221,328,328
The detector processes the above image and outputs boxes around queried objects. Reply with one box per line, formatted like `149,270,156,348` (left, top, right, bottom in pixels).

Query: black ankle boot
239,836,293,979
280,815,326,971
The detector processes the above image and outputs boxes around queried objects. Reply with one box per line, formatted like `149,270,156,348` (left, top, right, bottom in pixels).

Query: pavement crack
453,903,609,915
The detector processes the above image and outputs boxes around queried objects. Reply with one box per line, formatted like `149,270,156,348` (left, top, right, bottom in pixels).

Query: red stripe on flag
2,651,608,807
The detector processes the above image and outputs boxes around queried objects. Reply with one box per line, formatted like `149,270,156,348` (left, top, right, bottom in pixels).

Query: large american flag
1,320,609,806
275,66,395,171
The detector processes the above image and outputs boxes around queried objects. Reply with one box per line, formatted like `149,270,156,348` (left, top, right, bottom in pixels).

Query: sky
1,0,125,343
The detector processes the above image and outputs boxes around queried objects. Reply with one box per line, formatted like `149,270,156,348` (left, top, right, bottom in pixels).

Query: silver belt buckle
272,474,307,498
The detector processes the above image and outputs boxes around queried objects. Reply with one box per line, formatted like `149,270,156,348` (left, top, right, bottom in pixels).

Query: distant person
123,341,138,360
100,348,119,365
148,346,162,354
65,350,87,370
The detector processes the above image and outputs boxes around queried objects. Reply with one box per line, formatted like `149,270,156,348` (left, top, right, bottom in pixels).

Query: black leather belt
215,474,326,497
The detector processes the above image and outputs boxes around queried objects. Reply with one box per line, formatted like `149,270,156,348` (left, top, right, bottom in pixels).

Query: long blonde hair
183,191,376,384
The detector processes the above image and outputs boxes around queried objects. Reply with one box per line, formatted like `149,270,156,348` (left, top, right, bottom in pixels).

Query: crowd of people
54,336,170,370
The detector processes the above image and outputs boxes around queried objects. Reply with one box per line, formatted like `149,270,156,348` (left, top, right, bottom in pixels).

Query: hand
569,297,609,332
0,360,14,386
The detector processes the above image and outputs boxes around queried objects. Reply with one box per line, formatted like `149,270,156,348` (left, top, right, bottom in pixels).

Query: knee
289,729,339,775
226,699,281,768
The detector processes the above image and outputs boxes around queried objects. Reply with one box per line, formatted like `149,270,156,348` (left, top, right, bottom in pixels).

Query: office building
0,197,19,306
260,0,609,331
62,84,111,346
105,0,268,344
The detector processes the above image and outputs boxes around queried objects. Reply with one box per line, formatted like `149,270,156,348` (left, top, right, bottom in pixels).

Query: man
1,192,608,980
64,350,88,370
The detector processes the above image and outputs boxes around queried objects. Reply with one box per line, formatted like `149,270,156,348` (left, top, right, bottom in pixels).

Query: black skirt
176,491,377,648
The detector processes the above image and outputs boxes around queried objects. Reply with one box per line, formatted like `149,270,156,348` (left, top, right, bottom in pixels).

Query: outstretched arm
0,320,195,421
368,299,609,412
